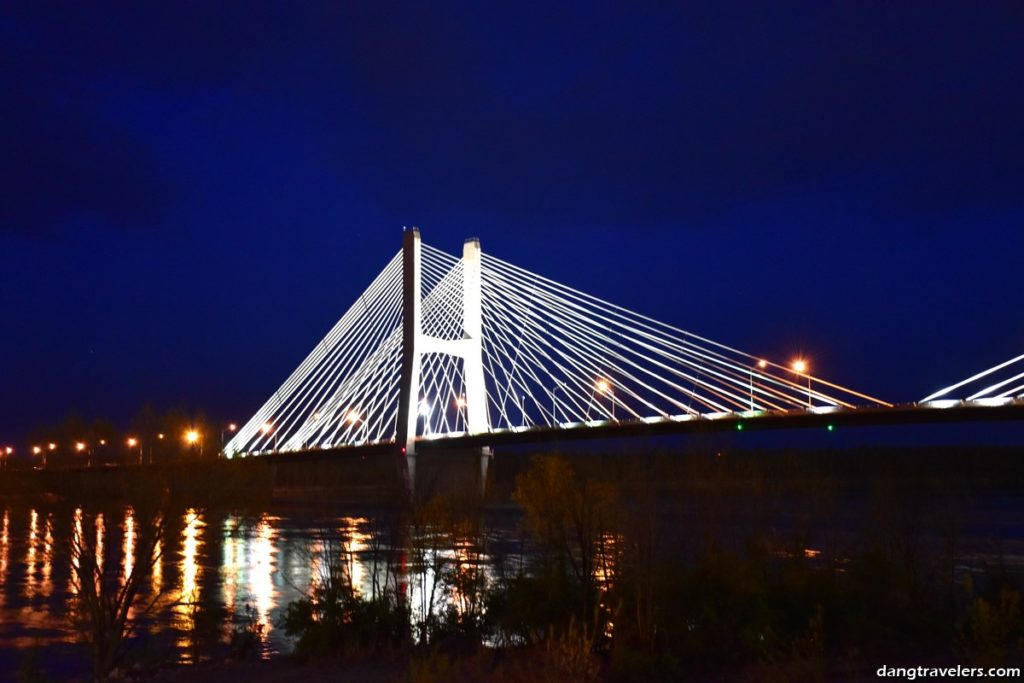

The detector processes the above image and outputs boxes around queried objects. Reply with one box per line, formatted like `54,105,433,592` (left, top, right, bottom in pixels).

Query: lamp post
346,409,367,444
127,437,142,465
185,429,202,457
260,422,277,451
221,423,237,446
751,359,767,411
455,395,467,431
595,378,615,421
75,441,91,467
792,359,811,408
550,380,566,427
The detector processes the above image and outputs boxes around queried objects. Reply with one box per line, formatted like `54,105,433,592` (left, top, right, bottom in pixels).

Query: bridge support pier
480,449,492,498
396,229,492,495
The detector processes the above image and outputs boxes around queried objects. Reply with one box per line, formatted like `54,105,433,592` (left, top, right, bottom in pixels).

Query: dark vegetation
2,444,1024,681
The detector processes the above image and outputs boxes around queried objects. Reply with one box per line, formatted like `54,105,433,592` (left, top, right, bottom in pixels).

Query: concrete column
397,228,422,458
462,238,489,436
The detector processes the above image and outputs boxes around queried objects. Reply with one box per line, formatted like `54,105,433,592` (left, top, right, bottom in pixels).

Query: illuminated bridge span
227,230,911,463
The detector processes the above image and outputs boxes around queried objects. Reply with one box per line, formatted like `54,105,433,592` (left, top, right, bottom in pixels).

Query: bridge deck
247,401,1024,462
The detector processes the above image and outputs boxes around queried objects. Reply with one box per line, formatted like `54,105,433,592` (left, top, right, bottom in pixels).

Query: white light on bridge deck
922,400,960,409
972,397,1014,407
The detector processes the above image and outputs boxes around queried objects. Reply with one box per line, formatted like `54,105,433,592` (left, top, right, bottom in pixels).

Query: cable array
922,353,1024,405
227,239,891,457
474,253,889,432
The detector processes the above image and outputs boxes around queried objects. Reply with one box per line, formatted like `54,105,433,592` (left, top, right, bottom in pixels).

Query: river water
0,502,520,678
3,489,1024,679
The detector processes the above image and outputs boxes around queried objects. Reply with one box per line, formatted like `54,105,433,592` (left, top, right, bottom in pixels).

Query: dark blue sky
1,3,1022,437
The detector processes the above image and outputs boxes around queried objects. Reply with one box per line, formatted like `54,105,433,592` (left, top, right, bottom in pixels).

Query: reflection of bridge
227,230,1024,476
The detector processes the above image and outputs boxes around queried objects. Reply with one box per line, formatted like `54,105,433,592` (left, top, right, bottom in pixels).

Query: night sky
2,3,1022,439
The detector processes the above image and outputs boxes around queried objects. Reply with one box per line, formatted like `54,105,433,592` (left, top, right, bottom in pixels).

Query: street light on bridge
221,423,237,446
595,378,616,421
260,422,279,451
750,360,769,411
127,437,142,464
792,359,811,408
185,429,204,457
454,395,467,429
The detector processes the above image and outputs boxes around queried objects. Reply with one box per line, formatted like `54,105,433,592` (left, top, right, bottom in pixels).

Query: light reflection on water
0,502,532,669
0,505,475,662
0,509,8,602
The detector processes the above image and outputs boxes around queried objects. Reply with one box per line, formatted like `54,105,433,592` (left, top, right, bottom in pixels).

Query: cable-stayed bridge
226,230,1024,469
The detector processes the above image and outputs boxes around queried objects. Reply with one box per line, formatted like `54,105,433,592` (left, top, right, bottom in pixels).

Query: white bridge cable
226,251,403,455
485,283,724,423
487,275,844,415
481,254,890,408
488,274,837,411
248,261,404,451
231,238,895,457
272,268,404,449
482,274,741,416
474,255,884,429
923,352,1024,402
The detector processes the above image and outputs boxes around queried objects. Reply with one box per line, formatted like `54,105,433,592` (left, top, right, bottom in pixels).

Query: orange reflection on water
250,516,275,647
123,507,136,580
341,517,369,596
0,509,8,608
69,507,83,595
95,513,105,574
175,508,204,654
25,510,37,596
0,507,8,581
221,517,240,613
152,538,163,594
41,514,53,597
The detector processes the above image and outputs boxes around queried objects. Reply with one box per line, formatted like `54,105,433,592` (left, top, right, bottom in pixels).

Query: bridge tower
396,229,492,489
